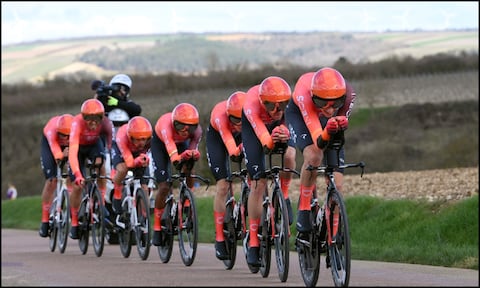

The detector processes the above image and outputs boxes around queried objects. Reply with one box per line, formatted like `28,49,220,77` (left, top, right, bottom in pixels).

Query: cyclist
206,91,247,260
241,76,296,266
285,67,356,236
68,99,112,239
110,116,152,215
39,114,74,237
150,103,203,246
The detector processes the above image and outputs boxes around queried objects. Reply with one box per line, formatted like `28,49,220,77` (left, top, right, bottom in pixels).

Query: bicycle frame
253,144,300,282
116,169,153,260
157,158,210,267
77,160,106,257
49,159,70,254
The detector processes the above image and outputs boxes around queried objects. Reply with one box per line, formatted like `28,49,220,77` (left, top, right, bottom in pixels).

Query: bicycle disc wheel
135,188,151,260
178,187,198,266
328,192,351,287
222,200,237,270
272,189,290,282
91,187,105,257
78,192,89,255
118,213,132,258
259,202,271,278
57,189,70,254
48,201,57,252
297,230,321,287
157,199,174,263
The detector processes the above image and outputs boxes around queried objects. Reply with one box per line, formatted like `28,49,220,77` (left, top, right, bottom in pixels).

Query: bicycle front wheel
78,192,89,255
259,200,271,278
57,188,70,254
157,198,174,263
48,200,57,252
327,192,351,287
272,188,290,282
91,186,105,257
135,188,151,260
222,196,237,270
178,187,198,266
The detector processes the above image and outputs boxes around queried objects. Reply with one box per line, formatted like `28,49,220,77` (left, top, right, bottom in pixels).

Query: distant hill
2,30,478,85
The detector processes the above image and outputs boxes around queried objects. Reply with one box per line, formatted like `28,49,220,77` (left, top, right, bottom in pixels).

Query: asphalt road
1,229,478,287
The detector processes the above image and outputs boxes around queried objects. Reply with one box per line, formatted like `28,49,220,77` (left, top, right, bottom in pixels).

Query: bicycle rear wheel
222,197,237,270
327,192,351,287
48,201,57,252
259,200,271,278
91,187,105,257
272,188,290,282
157,198,174,263
135,188,151,260
178,187,198,266
57,188,70,254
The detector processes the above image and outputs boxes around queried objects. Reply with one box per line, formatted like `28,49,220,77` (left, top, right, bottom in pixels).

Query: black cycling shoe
69,226,79,240
296,210,312,233
152,230,164,246
215,240,229,260
246,246,261,267
38,222,49,238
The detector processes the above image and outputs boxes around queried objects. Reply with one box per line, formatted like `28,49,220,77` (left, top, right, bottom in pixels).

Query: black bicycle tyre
222,199,237,270
118,214,132,258
272,188,290,282
157,199,174,263
259,199,272,278
78,191,89,255
48,202,57,252
91,187,105,257
57,188,70,254
135,187,151,260
328,192,351,287
297,202,321,287
178,187,198,266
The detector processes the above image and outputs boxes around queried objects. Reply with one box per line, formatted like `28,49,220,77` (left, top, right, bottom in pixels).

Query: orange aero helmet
171,103,199,125
226,91,247,118
127,116,152,140
56,114,74,135
311,67,346,99
259,76,291,103
81,99,104,116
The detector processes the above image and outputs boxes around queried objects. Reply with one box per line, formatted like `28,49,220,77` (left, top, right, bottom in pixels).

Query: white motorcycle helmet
108,108,130,127
109,74,132,89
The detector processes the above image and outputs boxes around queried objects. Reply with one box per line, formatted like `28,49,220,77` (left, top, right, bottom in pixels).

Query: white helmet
109,74,132,89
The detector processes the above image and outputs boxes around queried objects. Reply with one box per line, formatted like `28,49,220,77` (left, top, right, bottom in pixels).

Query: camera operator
92,73,141,128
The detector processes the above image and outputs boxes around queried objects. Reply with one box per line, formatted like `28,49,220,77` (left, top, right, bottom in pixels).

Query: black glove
317,136,329,150
230,153,244,163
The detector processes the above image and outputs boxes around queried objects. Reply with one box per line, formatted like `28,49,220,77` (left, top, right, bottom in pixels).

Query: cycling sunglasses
83,114,103,122
229,115,241,125
312,95,346,109
173,120,198,133
263,100,289,112
57,132,69,139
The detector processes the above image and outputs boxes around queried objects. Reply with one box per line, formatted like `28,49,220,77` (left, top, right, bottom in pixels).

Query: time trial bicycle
115,168,155,260
249,143,300,282
77,159,107,257
221,159,250,270
157,158,210,266
48,158,70,254
296,131,365,287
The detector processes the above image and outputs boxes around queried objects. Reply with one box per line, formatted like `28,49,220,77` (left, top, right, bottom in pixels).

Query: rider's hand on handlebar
335,116,348,131
325,117,339,135
74,176,85,187
191,149,201,161
171,153,182,166
134,153,149,167
272,124,290,143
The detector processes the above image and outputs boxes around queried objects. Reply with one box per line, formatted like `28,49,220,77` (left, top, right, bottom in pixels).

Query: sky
2,1,479,46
